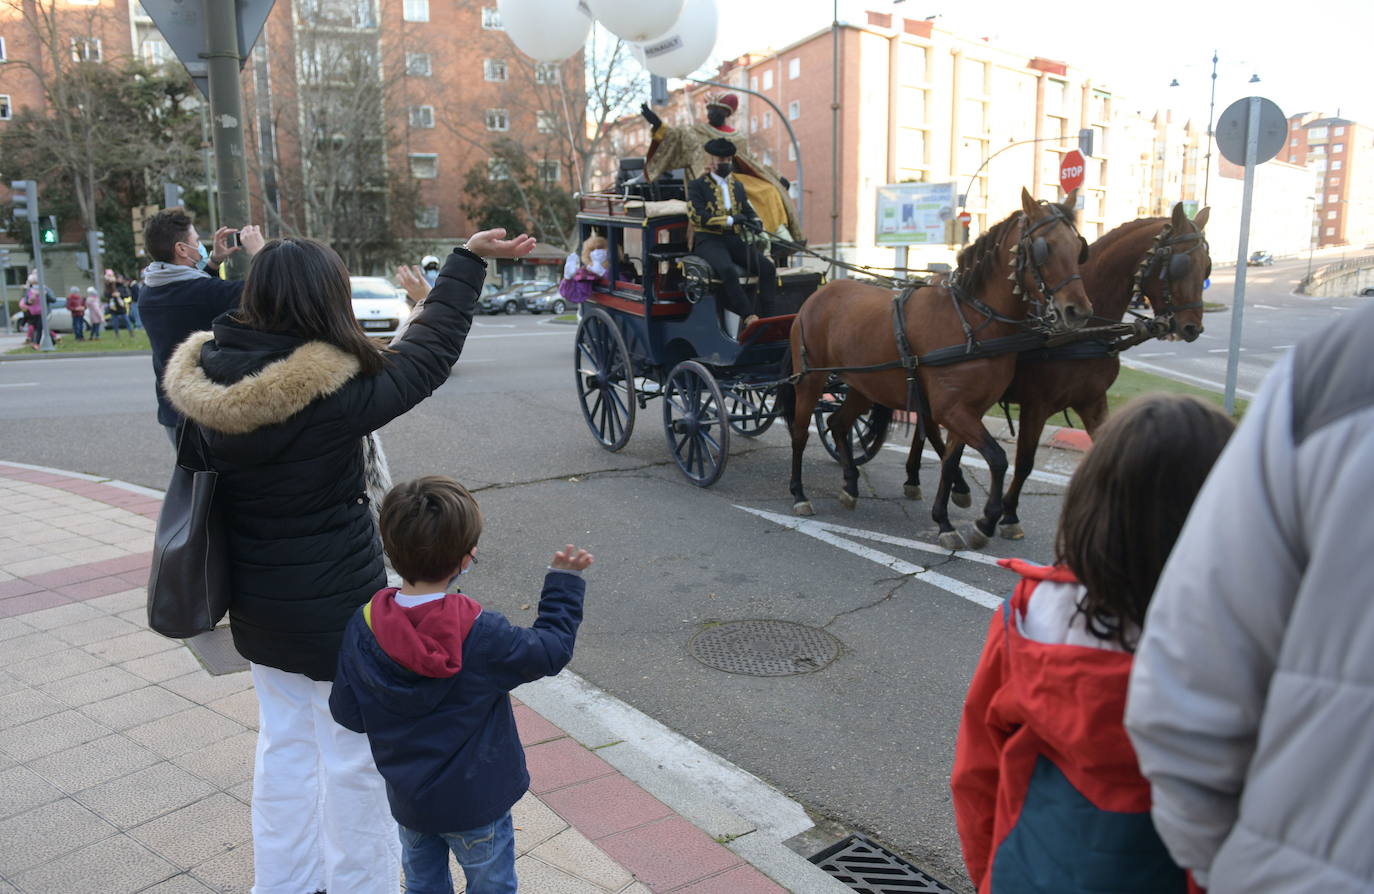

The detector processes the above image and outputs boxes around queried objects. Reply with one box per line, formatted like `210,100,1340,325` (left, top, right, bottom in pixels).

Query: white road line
466,331,571,340
1135,351,1176,358
735,506,1003,609
1206,348,1245,353
1119,357,1258,399
0,382,38,388
1254,304,1280,310
1197,333,1219,340
881,444,1073,488
472,322,516,328
1272,344,1295,350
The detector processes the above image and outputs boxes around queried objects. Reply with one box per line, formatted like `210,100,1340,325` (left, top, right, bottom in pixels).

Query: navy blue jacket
330,571,585,833
140,274,243,426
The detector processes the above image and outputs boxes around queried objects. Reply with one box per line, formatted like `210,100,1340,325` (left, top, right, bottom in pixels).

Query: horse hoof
793,501,815,517
952,490,973,509
938,531,967,551
965,526,989,550
903,484,923,501
999,523,1025,541
838,490,857,510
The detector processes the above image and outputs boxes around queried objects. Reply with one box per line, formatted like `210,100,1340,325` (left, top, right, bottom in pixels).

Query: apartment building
1286,113,1374,248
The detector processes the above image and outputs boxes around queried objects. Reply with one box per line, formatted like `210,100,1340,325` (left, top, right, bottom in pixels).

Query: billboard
875,182,958,247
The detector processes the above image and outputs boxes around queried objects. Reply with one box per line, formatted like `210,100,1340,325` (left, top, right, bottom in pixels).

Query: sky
704,0,1374,131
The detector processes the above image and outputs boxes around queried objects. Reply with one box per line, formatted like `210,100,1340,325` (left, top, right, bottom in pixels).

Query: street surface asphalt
0,254,1360,889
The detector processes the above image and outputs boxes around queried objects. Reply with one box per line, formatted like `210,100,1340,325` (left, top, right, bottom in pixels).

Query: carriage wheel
725,384,777,438
574,306,636,452
662,360,731,487
814,398,887,466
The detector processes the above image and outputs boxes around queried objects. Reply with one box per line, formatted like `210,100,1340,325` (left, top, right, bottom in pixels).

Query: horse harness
1130,222,1209,318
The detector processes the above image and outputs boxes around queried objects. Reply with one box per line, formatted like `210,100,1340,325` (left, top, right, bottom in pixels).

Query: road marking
466,331,571,340
736,506,1003,609
1332,306,1350,312
0,382,38,388
1197,333,1218,340
882,445,1073,488
1136,351,1175,358
1206,348,1245,353
1254,304,1280,310
1119,357,1258,399
473,322,516,328
1272,344,1295,350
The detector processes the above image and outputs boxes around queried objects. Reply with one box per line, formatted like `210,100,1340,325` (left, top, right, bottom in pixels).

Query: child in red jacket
951,394,1233,894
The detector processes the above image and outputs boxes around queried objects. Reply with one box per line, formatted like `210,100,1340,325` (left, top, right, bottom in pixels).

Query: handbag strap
174,420,214,473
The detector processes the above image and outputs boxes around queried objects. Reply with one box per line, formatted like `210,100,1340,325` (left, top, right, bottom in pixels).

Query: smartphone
226,231,241,248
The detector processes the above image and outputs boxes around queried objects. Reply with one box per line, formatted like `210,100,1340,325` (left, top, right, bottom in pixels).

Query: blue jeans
398,812,516,894
72,316,86,340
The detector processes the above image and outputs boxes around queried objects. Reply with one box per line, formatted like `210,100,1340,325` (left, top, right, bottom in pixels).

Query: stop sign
1059,150,1086,193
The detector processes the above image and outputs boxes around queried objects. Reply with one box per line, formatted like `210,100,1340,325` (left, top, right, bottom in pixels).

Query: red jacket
951,559,1196,894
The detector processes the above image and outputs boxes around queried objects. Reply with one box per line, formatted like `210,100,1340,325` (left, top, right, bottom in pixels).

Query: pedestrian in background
139,208,264,445
66,287,86,340
83,287,105,340
20,279,44,348
124,274,143,329
952,393,1233,894
104,275,132,338
160,228,534,894
421,255,441,286
331,476,590,894
1126,304,1374,893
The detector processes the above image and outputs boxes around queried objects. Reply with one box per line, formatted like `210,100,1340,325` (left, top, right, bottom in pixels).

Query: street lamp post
1171,54,1260,208
1305,195,1317,285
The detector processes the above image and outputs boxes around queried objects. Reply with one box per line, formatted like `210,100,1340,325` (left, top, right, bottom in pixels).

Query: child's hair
1055,394,1234,650
581,234,607,266
379,476,483,584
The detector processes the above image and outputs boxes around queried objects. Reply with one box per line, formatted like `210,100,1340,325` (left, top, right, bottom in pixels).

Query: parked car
350,276,411,339
9,292,72,333
1247,251,1274,266
479,280,557,315
1360,286,1374,297
525,284,567,315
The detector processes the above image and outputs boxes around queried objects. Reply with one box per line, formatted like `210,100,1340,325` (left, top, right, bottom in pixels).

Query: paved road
1124,251,1366,398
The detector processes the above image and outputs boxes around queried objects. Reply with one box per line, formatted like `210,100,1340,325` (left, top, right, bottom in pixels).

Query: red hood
367,588,482,678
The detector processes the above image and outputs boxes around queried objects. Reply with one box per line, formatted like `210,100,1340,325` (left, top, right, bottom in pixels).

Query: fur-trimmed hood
163,328,361,435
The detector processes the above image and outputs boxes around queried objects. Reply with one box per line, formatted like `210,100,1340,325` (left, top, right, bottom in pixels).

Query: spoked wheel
725,384,778,438
574,306,636,451
814,381,889,466
662,360,731,487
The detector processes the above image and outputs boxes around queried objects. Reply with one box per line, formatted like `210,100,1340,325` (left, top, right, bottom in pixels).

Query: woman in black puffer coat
162,231,534,894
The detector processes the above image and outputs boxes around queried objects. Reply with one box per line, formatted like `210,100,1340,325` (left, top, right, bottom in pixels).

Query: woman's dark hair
1055,393,1235,650
380,476,483,584
236,237,386,375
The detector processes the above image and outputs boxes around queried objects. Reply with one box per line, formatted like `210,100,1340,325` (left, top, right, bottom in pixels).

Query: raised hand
465,229,537,259
551,544,594,572
394,264,429,304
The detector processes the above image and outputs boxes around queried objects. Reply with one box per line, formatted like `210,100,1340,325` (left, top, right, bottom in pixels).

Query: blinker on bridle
1132,223,1208,318
1008,202,1088,326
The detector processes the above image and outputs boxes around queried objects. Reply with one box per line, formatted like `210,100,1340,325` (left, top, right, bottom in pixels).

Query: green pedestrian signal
40,226,58,244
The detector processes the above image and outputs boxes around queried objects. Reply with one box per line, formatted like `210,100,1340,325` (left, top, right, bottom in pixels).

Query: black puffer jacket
161,250,484,680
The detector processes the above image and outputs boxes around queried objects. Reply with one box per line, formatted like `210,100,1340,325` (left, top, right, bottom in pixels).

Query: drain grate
810,834,955,894
688,619,841,676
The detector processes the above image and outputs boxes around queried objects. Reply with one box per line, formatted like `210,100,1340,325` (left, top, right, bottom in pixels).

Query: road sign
140,0,274,99
875,182,959,247
956,211,972,225
1216,97,1286,166
1059,150,1085,194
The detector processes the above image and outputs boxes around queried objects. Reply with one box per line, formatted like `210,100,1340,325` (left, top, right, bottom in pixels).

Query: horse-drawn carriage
571,192,888,486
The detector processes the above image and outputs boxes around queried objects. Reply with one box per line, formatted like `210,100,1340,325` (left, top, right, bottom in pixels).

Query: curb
0,349,152,361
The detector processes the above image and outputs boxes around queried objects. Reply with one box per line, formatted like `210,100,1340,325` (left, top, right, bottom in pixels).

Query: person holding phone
139,209,266,445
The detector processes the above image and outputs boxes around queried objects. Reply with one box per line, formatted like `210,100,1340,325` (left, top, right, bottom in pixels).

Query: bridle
1131,222,1210,322
1009,202,1089,329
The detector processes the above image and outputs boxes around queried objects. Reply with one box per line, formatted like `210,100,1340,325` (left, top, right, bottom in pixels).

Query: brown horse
778,189,1093,551
995,201,1212,539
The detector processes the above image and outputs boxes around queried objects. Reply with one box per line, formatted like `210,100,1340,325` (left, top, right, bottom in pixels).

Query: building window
762,70,773,90
1326,227,1335,236
787,142,796,162
403,0,428,20
788,100,799,121
487,158,511,180
484,58,507,81
1327,210,1337,220
406,52,431,76
0,37,7,62
788,58,800,80
1332,143,1343,152
762,149,773,166
535,62,559,84
141,39,167,65
1329,177,1340,186
1309,126,1327,139
1328,193,1338,203
415,206,439,229
536,111,556,134
485,108,508,131
749,76,757,91
1290,137,1298,147
409,105,435,128
749,116,756,133
1332,160,1342,170
536,160,560,183
763,111,772,129
481,6,502,28
409,153,438,179
1334,126,1345,136
70,37,102,62
0,95,10,121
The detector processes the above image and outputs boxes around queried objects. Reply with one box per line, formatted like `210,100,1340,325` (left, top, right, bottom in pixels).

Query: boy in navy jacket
330,476,591,893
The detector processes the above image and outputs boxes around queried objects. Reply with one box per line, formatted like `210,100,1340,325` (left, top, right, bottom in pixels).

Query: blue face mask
195,242,210,271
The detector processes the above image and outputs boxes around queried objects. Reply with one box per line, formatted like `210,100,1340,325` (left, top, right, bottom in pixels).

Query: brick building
1285,113,1374,248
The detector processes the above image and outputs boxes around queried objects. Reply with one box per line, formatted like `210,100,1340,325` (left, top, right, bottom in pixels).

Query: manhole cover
811,834,954,893
688,620,841,676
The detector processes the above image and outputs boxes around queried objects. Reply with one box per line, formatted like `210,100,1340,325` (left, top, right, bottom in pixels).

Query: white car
350,276,411,339
9,295,73,333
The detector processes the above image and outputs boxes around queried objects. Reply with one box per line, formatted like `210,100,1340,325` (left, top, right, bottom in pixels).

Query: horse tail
775,348,796,426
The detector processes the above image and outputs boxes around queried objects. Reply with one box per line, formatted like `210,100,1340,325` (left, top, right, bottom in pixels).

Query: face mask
194,242,210,271
714,162,733,177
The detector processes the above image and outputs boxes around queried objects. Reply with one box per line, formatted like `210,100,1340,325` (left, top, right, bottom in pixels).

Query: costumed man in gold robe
639,93,801,254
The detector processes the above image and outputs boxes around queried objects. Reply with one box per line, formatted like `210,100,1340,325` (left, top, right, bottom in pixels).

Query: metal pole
0,250,10,333
1203,50,1217,208
1224,96,1260,416
686,78,805,229
201,103,219,231
830,0,839,277
30,219,53,351
204,0,249,279
86,229,103,297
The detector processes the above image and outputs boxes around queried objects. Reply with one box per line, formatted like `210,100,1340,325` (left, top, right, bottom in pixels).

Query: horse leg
831,391,874,510
788,374,825,516
1073,393,1110,440
913,424,972,508
932,440,969,551
998,400,1050,541
939,411,1007,551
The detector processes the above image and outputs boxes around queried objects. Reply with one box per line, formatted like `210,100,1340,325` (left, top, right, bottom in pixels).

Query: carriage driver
687,138,778,332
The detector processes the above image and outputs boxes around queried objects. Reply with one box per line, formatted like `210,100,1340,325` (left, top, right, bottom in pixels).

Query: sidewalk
0,460,824,894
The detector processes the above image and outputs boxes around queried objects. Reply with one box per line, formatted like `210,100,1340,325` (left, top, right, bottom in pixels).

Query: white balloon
497,0,592,62
634,0,717,79
587,0,683,43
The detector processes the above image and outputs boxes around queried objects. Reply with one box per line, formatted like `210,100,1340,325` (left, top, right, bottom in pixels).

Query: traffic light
163,182,184,209
9,180,38,222
40,216,57,244
95,231,106,254
1078,128,1094,158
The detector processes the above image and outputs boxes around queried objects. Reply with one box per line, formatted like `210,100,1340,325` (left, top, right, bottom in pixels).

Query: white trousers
249,663,401,894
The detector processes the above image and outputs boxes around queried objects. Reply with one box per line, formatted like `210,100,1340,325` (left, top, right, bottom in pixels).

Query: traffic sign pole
30,217,53,351
0,249,11,333
206,0,251,280
1224,97,1262,416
